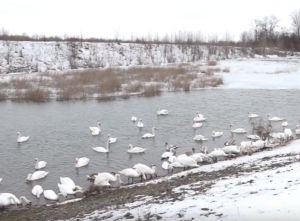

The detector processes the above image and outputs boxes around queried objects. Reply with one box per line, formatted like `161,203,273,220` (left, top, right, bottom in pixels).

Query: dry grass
124,82,143,93
23,88,50,102
0,91,7,101
207,60,218,66
143,84,162,97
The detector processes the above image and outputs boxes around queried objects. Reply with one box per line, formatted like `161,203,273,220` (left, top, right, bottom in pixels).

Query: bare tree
291,10,300,38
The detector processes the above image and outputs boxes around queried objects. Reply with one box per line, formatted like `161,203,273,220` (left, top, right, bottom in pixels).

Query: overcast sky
0,0,299,40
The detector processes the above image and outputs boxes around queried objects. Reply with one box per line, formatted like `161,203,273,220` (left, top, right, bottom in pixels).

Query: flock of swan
1,109,300,209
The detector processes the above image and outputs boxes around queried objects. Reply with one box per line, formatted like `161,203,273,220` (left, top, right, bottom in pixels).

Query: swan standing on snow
108,135,117,144
157,108,169,116
17,132,30,143
142,127,157,139
133,163,157,179
92,139,110,153
32,185,43,198
34,158,47,170
131,116,137,122
89,122,101,136
212,131,223,138
26,170,49,181
119,168,146,183
127,144,146,153
136,119,144,128
0,193,31,207
75,157,90,168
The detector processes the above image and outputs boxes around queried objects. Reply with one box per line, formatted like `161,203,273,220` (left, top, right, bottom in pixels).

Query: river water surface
0,89,300,205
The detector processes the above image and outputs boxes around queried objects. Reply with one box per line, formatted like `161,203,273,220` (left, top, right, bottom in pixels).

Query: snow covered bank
220,57,300,89
0,41,249,74
68,139,300,221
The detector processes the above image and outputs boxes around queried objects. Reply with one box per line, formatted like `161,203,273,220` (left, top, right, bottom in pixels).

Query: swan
193,134,208,141
248,112,259,119
222,145,240,155
251,140,265,151
0,193,31,207
192,122,203,129
136,119,144,128
108,135,117,144
131,116,137,122
89,122,101,136
284,128,293,140
0,178,2,184
90,172,122,187
157,108,168,116
282,121,288,127
208,149,228,158
231,128,247,134
31,185,43,198
26,170,49,181
162,161,184,173
127,144,146,153
190,148,205,163
268,115,283,121
295,125,300,135
60,177,82,191
119,168,146,183
17,132,30,143
133,163,157,179
161,147,176,160
175,154,199,168
58,183,84,197
247,134,260,140
142,127,157,139
75,157,90,168
193,113,206,122
212,131,223,138
92,139,110,153
34,158,47,170
43,190,63,201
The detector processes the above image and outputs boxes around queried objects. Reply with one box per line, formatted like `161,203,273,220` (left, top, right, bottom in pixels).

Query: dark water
0,89,300,205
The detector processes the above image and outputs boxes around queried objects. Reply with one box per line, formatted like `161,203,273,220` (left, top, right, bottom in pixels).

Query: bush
23,88,50,102
143,84,162,97
207,60,218,66
0,91,7,101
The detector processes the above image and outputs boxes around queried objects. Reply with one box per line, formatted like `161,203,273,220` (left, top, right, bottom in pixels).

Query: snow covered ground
220,56,300,89
66,139,300,221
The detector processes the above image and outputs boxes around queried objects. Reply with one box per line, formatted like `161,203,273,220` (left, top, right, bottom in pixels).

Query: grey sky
0,0,299,40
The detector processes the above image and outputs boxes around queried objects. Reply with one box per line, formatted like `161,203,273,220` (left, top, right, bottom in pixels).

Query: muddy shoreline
1,151,298,221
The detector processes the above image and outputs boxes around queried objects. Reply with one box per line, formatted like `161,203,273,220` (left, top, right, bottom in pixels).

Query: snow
65,139,300,220
220,57,300,89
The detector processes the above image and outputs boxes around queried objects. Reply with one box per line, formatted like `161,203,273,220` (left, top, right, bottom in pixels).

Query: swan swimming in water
131,116,137,122
136,119,144,128
89,122,101,136
108,135,117,144
0,193,31,207
34,158,47,170
92,139,110,153
43,190,63,201
230,124,247,134
75,157,90,168
142,127,157,139
60,177,82,191
193,134,208,141
192,122,203,129
31,185,43,198
212,131,223,138
17,132,30,143
248,112,259,119
268,115,283,122
193,113,206,122
127,144,146,153
26,170,49,181
157,108,169,116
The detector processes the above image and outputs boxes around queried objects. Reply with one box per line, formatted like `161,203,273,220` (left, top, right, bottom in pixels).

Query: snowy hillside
0,40,251,74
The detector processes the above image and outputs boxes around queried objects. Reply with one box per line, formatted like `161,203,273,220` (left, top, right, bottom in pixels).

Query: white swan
208,149,228,158
92,140,110,153
75,157,90,168
136,119,144,128
89,122,101,136
32,185,43,198
161,147,176,160
157,108,169,116
231,128,247,134
247,134,260,140
90,172,122,187
108,135,117,144
133,163,156,179
127,144,145,153
268,115,283,121
60,177,82,191
17,132,30,143
175,154,199,168
192,122,203,129
34,158,47,170
131,116,137,122
26,170,49,181
212,131,223,138
0,193,31,207
193,113,206,122
0,178,2,184
142,127,157,139
162,161,184,172
43,190,63,201
296,125,300,135
58,183,84,197
248,112,259,119
119,168,146,183
282,121,288,127
193,134,208,141
222,145,240,155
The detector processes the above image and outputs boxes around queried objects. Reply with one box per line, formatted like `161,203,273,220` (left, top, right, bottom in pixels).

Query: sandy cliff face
0,41,250,74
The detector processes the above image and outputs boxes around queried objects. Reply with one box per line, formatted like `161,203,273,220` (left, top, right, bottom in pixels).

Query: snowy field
220,56,300,89
68,140,300,221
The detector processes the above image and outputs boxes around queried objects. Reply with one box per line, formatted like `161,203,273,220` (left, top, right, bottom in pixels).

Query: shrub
0,91,7,101
23,88,50,102
143,84,162,97
207,60,218,66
